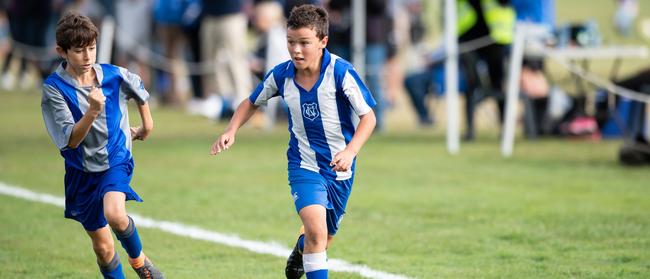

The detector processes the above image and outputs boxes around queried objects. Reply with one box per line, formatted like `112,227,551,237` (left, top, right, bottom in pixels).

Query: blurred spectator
325,0,351,59
403,47,467,127
597,68,649,140
400,1,433,126
382,0,412,108
608,1,647,164
326,0,391,131
458,0,515,140
250,0,291,129
65,0,107,27
114,0,153,94
183,0,210,117
512,0,554,30
97,0,115,17
512,0,556,138
0,0,57,90
250,0,290,79
277,0,321,19
602,68,650,165
0,6,8,56
201,0,252,119
404,0,515,133
365,0,391,132
152,0,200,106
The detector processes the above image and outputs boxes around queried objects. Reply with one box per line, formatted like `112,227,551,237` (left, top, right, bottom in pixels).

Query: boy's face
287,27,328,71
56,41,97,74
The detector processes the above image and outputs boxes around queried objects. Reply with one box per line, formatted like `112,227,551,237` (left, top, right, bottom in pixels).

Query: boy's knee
103,192,128,230
92,241,115,263
304,229,328,250
305,237,327,249
104,209,128,231
112,216,136,238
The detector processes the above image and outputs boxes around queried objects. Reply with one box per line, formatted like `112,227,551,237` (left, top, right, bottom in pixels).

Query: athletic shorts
63,159,142,231
288,168,353,235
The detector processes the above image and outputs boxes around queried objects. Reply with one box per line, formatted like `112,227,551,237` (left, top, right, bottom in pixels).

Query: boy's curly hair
287,4,329,39
56,13,98,51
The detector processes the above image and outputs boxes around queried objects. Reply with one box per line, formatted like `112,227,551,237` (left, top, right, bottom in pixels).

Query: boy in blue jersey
41,13,163,279
210,5,376,279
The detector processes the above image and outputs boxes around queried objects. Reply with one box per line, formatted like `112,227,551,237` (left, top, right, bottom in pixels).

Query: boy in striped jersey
210,5,376,279
41,13,163,279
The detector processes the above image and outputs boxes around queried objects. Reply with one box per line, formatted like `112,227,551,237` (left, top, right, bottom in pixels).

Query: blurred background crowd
0,0,648,161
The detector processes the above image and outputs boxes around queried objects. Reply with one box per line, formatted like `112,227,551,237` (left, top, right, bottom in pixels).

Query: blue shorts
63,159,142,231
288,168,353,235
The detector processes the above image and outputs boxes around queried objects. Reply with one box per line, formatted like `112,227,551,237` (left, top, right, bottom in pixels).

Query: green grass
2,2,650,278
1,85,650,279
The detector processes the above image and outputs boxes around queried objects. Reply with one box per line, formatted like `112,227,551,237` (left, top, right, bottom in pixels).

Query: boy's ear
320,35,329,48
55,46,66,59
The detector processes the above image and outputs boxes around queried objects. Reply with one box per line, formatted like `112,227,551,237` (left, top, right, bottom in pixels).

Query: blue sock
306,269,328,279
98,252,125,279
113,216,143,259
297,234,305,252
303,251,328,279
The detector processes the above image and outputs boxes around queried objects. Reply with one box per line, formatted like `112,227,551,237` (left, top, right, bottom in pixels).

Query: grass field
1,86,649,279
2,1,650,277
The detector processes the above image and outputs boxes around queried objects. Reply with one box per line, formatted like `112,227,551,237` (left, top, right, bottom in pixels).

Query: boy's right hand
210,131,235,155
88,86,105,115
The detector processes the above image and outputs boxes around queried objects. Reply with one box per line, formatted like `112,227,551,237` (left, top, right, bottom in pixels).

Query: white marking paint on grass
0,182,412,279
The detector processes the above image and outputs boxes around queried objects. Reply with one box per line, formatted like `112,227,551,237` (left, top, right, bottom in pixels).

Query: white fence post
445,0,460,154
501,23,526,157
98,16,115,64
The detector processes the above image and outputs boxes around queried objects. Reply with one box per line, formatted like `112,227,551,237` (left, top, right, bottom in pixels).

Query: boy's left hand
131,126,150,141
330,149,356,172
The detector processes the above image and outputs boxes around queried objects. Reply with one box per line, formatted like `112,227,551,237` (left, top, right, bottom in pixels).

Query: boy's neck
65,64,97,87
297,55,323,77
297,68,318,78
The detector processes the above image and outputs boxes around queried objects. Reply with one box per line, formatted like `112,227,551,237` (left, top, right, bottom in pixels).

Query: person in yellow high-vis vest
457,0,515,140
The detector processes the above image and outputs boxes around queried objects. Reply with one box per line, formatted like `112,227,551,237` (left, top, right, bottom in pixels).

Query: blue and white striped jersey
41,63,149,172
249,49,376,181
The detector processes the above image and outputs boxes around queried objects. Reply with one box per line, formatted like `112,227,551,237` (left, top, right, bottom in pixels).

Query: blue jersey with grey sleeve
249,49,376,181
41,63,149,172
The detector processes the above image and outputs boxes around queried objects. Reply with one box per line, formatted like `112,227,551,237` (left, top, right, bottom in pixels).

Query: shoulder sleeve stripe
249,70,279,106
342,69,376,116
117,66,150,104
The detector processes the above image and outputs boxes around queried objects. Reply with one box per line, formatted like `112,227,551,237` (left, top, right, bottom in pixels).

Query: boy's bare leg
104,192,129,232
286,223,336,278
296,205,329,278
87,226,125,278
104,192,164,278
299,205,328,253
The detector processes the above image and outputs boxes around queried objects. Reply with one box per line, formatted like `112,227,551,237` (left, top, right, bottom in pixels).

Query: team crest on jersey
302,103,320,121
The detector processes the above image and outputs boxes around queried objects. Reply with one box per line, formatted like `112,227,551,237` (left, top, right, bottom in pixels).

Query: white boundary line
0,181,412,279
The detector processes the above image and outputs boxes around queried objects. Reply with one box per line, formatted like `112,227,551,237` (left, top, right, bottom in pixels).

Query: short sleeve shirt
41,63,149,172
249,49,376,180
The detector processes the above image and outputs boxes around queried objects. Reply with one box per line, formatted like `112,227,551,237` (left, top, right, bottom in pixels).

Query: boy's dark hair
287,4,329,39
56,13,98,51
